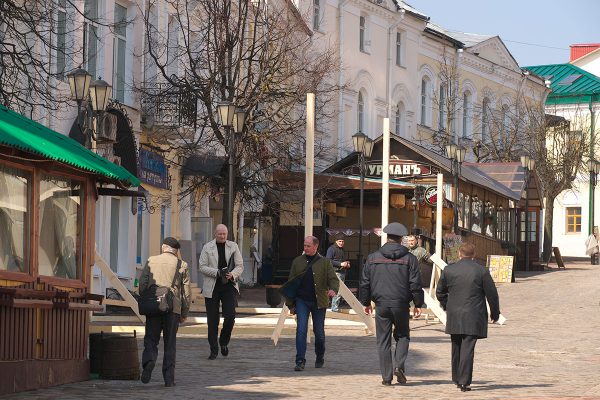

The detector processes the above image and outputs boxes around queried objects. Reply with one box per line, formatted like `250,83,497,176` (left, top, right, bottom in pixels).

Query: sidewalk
4,261,600,399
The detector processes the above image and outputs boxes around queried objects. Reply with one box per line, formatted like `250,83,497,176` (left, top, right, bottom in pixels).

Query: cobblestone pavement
5,262,600,400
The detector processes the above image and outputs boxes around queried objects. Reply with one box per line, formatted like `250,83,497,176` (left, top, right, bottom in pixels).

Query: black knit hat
162,237,181,249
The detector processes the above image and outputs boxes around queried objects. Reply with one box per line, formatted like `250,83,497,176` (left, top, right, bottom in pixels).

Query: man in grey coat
436,242,500,392
139,237,192,387
199,224,244,359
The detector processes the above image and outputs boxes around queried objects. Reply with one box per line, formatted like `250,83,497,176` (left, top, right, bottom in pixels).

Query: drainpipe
337,0,350,160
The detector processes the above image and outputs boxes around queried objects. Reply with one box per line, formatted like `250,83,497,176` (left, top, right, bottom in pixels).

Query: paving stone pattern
4,262,600,399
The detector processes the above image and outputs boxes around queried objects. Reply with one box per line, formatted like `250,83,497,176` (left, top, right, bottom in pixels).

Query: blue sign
138,148,169,189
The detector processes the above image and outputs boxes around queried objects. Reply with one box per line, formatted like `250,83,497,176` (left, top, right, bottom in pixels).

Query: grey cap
383,222,408,237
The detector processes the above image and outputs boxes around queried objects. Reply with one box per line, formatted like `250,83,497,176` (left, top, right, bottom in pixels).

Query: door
518,208,539,270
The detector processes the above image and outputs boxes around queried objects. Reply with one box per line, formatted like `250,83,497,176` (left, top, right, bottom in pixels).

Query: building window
462,91,472,138
359,16,366,52
114,3,128,103
0,164,31,274
357,91,365,133
313,0,320,31
84,0,99,80
566,207,582,233
39,175,83,279
420,77,431,127
520,210,537,241
439,84,447,130
395,102,405,136
481,98,490,142
110,198,120,272
471,199,482,233
501,104,510,139
55,0,67,80
395,32,403,66
166,15,179,78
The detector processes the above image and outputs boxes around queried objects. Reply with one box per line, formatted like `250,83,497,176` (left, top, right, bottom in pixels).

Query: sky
406,0,600,67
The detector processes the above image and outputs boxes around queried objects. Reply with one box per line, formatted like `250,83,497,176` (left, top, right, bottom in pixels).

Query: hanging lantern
390,194,406,209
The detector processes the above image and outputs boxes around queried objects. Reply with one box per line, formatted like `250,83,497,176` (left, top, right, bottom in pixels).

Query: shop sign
423,186,451,207
138,148,169,189
366,159,438,179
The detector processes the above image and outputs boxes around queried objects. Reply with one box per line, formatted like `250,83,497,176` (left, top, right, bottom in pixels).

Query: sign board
486,255,514,283
138,148,169,189
362,158,440,180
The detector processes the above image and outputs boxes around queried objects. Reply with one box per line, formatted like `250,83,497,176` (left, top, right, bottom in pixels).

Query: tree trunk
542,195,555,262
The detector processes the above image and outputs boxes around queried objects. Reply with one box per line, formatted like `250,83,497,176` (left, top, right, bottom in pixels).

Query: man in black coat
436,242,500,392
359,222,424,386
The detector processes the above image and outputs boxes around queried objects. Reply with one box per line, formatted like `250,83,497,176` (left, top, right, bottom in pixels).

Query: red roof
570,43,600,62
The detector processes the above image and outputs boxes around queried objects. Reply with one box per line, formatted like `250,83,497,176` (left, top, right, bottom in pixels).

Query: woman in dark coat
436,242,500,392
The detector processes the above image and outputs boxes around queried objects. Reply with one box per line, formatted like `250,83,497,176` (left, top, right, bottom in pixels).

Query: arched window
357,91,365,132
395,102,405,136
502,104,510,138
462,91,472,138
482,98,490,142
420,77,430,126
439,84,447,130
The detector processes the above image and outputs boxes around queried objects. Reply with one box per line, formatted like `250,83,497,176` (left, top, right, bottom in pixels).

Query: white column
304,93,315,237
381,118,390,245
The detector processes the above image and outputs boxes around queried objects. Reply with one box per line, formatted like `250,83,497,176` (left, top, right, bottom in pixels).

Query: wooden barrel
89,331,140,380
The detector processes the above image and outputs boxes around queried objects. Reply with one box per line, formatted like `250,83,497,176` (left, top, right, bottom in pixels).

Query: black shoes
315,358,324,368
294,359,306,371
382,380,392,386
221,345,229,357
141,360,155,384
394,367,407,384
208,352,218,360
459,384,471,392
165,382,176,387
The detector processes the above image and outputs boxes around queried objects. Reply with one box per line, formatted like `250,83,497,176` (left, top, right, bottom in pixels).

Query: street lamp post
67,67,113,149
520,154,535,272
587,159,600,263
445,143,466,233
352,131,373,278
411,196,418,232
217,101,246,239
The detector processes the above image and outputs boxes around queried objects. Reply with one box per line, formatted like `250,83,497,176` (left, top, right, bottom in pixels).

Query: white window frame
439,83,447,130
482,97,491,142
395,102,405,136
55,0,68,81
84,0,100,80
357,91,365,132
462,91,472,138
166,15,179,79
359,15,370,53
395,31,403,66
420,77,432,127
313,0,321,31
113,2,128,103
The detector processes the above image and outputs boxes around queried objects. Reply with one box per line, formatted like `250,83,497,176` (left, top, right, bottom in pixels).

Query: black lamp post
217,101,246,239
587,159,600,237
520,154,535,272
352,131,373,277
67,67,113,145
411,196,418,232
445,143,466,233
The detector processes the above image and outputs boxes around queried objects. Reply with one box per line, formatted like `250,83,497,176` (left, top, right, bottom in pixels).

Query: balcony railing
141,83,197,129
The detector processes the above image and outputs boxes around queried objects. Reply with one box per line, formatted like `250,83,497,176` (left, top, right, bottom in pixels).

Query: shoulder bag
138,259,181,316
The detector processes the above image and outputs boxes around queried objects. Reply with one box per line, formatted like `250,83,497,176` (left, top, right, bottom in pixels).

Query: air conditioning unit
109,155,121,165
95,113,118,143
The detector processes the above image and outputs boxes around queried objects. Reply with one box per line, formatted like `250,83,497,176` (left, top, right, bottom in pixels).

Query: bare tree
524,102,589,261
138,0,341,222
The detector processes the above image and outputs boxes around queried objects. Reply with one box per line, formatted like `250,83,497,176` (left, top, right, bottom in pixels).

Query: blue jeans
330,271,345,311
295,298,326,364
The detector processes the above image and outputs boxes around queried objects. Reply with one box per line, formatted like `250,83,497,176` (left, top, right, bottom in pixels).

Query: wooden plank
94,251,144,323
271,304,291,346
553,247,565,269
337,280,375,334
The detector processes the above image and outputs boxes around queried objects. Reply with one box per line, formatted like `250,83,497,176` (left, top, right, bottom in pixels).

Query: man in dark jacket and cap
436,242,500,392
359,222,424,386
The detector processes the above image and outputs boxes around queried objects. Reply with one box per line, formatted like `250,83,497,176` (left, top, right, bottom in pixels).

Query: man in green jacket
283,236,339,371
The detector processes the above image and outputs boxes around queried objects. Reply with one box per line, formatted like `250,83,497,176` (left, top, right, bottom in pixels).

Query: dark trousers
375,305,411,382
142,312,180,384
451,334,478,386
294,298,326,364
205,283,237,354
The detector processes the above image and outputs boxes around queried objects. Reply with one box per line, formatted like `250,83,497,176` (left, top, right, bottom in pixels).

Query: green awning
0,105,140,186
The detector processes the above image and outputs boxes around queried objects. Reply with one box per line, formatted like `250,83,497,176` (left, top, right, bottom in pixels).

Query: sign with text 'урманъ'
486,255,514,283
366,159,439,180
